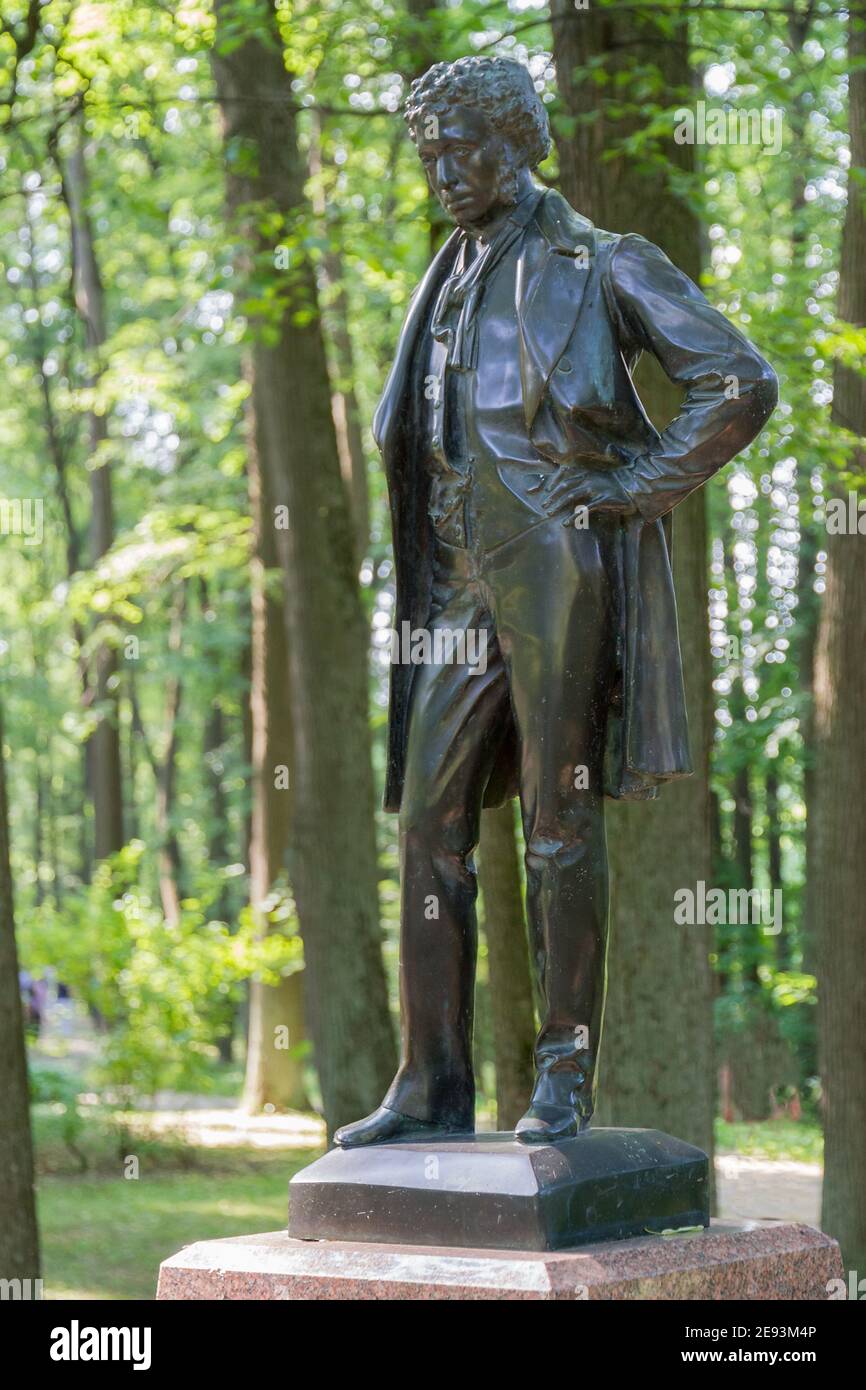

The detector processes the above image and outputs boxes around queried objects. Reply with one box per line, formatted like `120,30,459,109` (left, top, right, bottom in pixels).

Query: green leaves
19,842,302,1098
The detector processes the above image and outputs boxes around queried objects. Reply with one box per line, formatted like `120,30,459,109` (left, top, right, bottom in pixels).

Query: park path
715,1152,822,1225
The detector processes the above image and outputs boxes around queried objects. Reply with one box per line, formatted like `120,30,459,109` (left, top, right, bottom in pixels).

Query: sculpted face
416,105,514,233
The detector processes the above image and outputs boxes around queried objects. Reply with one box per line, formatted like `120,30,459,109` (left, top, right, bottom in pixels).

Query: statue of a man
336,56,777,1148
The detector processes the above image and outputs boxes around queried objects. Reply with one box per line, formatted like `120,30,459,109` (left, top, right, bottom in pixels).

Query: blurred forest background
1,0,864,1296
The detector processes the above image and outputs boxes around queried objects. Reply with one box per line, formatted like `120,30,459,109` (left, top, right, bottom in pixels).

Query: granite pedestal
157,1221,842,1300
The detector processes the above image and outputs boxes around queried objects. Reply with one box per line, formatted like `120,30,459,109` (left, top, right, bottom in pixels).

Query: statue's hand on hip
528,465,638,523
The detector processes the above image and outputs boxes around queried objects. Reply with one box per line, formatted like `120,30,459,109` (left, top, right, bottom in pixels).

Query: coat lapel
372,228,462,458
518,193,596,432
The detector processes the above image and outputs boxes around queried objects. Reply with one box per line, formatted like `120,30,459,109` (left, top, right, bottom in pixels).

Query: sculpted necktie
430,216,524,370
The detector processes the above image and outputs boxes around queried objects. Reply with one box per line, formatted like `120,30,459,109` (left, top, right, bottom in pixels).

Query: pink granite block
157,1220,842,1301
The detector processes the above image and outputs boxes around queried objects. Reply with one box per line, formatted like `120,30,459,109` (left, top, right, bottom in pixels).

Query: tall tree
551,1,715,1159
211,0,395,1134
309,113,370,561
243,371,307,1112
815,5,866,1273
56,123,124,862
22,184,93,884
154,586,185,927
0,702,40,1284
786,4,823,983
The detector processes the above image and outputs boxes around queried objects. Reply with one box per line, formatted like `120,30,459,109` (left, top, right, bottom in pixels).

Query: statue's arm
605,233,778,523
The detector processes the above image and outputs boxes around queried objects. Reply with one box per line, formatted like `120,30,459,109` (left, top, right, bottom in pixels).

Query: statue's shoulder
533,187,594,253
533,188,622,265
605,230,695,302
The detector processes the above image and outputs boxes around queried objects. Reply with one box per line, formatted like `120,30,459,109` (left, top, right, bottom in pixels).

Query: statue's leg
485,517,617,1142
335,561,508,1148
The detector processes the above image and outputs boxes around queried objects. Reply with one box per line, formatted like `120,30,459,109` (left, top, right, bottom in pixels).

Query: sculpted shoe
516,1045,596,1144
334,1105,464,1148
514,1105,591,1144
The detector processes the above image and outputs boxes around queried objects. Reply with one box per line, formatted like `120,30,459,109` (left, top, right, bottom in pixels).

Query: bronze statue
335,55,777,1149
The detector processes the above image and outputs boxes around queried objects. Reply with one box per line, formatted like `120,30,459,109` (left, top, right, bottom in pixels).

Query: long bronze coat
374,189,778,813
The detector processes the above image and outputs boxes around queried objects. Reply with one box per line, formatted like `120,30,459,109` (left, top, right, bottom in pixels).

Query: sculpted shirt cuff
608,458,664,522
609,465,646,520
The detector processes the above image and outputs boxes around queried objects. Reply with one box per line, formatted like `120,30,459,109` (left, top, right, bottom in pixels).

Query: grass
37,1143,319,1300
31,1106,320,1300
38,1152,315,1300
715,1117,823,1165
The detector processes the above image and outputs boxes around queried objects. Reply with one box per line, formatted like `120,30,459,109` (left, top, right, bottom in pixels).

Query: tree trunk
242,366,308,1113
24,190,92,883
788,3,821,985
477,802,536,1129
60,126,124,861
200,606,238,1065
201,582,232,926
47,754,62,910
309,114,370,561
765,765,785,969
155,588,185,927
551,2,715,1160
403,0,449,253
815,6,866,1274
211,0,395,1135
33,759,45,908
732,762,760,986
732,765,754,893
765,766,782,897
0,702,40,1283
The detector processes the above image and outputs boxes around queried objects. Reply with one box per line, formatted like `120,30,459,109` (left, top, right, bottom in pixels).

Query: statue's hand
528,467,637,523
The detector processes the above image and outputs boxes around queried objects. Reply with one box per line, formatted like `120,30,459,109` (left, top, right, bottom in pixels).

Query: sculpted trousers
384,513,618,1127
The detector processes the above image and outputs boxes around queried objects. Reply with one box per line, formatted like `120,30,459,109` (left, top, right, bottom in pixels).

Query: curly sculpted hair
404,56,552,171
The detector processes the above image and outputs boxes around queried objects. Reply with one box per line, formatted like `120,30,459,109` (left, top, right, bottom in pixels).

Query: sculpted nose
437,157,458,190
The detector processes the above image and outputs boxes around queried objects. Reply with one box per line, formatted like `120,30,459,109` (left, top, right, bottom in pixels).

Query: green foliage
29,1064,88,1168
19,844,301,1097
